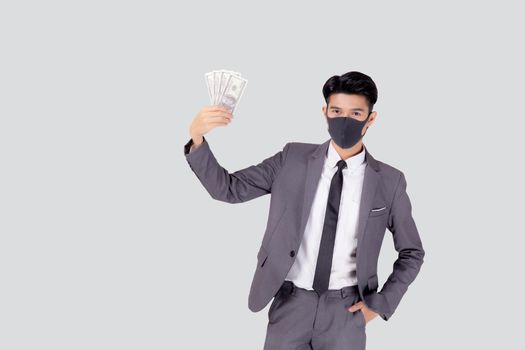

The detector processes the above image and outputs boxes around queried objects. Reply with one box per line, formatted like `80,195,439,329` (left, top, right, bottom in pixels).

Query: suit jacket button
289,250,295,257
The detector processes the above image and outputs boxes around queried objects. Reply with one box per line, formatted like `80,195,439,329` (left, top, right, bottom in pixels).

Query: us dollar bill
204,69,248,112
216,74,247,113
204,72,214,103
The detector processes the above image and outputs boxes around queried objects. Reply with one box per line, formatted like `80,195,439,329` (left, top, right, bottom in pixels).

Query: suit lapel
297,139,381,250
297,139,330,243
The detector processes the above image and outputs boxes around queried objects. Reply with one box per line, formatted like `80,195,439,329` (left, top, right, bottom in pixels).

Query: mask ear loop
361,111,373,137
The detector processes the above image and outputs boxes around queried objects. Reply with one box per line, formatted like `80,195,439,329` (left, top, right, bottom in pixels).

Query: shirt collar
326,140,366,170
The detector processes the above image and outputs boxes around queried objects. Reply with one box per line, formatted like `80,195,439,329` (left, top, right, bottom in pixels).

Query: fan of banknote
204,69,248,113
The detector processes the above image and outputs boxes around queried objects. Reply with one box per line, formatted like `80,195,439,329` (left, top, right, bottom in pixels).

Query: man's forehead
328,94,368,107
329,105,366,110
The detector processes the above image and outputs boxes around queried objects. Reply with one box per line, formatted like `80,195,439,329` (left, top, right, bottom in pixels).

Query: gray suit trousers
264,280,367,350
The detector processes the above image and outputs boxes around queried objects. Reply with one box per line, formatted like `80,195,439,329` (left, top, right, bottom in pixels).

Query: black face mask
325,111,372,149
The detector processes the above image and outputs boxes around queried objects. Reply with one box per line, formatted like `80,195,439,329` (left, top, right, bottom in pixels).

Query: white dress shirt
285,140,367,290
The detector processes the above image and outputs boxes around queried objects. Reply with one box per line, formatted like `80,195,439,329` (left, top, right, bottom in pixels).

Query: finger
207,115,233,123
348,301,363,312
208,120,231,127
208,116,231,123
214,106,233,115
206,114,233,122
204,105,226,110
203,109,232,117
204,105,231,113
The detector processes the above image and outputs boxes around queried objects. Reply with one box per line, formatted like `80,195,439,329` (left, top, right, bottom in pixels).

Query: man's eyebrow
329,106,365,112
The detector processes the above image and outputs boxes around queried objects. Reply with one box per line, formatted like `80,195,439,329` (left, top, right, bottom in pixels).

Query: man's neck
331,139,364,161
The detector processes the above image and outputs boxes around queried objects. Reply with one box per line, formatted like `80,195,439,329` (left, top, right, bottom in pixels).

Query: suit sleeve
370,172,425,321
183,136,291,203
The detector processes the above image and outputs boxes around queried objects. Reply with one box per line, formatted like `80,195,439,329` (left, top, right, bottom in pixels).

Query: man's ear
368,111,378,125
368,111,377,123
362,111,377,135
322,105,326,114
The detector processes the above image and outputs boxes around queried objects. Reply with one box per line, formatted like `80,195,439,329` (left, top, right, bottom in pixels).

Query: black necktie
313,159,347,296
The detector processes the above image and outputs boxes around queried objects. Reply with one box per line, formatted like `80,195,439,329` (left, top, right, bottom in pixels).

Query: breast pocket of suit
369,205,388,217
366,205,389,244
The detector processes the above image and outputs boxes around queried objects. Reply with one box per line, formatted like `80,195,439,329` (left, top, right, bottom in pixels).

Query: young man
183,71,425,350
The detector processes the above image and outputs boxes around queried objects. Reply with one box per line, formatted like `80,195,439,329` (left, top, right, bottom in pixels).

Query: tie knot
336,159,347,171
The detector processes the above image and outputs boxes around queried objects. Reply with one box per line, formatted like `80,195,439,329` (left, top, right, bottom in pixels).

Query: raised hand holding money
188,105,233,150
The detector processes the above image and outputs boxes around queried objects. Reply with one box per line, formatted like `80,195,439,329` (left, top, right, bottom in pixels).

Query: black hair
322,71,378,114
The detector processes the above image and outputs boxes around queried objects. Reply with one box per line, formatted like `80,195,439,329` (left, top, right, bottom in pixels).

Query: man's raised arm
184,137,290,203
183,105,290,203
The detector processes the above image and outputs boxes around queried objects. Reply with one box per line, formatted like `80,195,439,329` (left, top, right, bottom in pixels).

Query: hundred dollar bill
216,70,241,104
205,70,237,103
216,74,247,113
214,71,221,104
204,72,214,103
205,69,248,111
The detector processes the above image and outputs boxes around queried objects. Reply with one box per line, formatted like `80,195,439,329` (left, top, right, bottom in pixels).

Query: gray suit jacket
183,136,425,321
